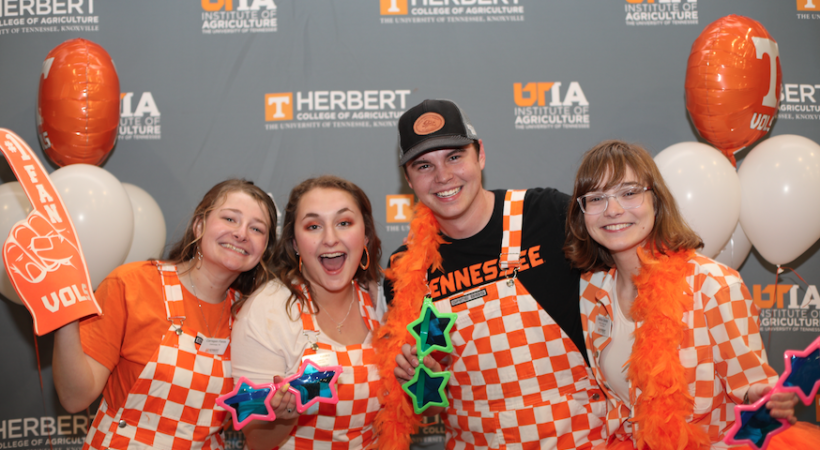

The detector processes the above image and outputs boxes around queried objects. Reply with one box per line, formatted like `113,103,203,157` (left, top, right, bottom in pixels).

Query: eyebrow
300,207,354,219
410,148,465,168
220,208,269,226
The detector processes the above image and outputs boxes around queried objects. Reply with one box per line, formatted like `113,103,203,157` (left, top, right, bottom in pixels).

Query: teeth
321,252,345,258
436,187,460,198
604,224,631,231
222,243,248,254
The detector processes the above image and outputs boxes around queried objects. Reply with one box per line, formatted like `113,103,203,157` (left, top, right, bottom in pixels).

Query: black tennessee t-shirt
384,188,588,365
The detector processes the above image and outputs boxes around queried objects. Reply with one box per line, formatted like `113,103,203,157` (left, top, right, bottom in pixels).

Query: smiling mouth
603,223,632,231
221,243,248,254
320,252,346,271
436,187,461,198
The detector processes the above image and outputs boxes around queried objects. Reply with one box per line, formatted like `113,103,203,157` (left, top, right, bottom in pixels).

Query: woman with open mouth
231,175,384,450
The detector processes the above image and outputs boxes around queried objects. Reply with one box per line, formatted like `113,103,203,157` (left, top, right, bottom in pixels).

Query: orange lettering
482,259,499,281
529,245,543,268
518,249,530,271
454,268,471,291
752,284,793,309
429,277,440,298
202,0,232,11
439,273,455,296
469,263,484,286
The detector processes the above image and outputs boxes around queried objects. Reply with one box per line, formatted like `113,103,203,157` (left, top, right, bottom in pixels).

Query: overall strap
500,189,526,271
157,263,186,325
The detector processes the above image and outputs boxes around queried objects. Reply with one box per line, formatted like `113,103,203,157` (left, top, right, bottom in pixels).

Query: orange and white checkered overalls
276,283,382,449
84,264,234,450
434,190,606,450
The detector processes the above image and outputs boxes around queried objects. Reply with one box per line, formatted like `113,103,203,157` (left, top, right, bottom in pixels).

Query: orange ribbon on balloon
685,15,782,166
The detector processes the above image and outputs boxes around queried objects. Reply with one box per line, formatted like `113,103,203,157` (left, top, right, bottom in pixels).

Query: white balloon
122,183,167,264
739,135,820,266
654,142,741,258
51,164,134,288
0,182,31,305
713,222,752,270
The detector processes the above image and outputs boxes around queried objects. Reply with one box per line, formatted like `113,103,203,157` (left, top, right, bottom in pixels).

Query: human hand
747,383,800,425
394,343,443,384
270,376,299,421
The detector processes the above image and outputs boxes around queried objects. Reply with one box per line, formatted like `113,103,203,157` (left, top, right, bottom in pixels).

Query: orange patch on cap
413,112,445,135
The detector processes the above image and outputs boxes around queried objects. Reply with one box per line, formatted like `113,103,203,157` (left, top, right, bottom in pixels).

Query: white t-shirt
597,273,636,408
231,278,387,385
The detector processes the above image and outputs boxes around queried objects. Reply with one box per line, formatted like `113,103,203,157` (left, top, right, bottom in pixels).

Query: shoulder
524,187,571,210
104,261,160,283
687,253,743,285
239,278,295,317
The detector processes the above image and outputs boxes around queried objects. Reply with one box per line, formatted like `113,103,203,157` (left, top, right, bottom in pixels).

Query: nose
434,165,454,184
604,195,624,216
322,226,339,246
233,224,248,241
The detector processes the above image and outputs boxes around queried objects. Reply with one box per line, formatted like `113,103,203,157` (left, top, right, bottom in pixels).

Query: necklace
315,283,357,334
188,270,227,338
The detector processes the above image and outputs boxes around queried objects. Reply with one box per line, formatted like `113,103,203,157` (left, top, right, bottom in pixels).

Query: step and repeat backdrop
1,1,819,449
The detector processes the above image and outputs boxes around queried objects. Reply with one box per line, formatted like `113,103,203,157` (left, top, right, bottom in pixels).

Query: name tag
302,351,339,367
595,315,611,339
450,289,487,307
196,336,230,355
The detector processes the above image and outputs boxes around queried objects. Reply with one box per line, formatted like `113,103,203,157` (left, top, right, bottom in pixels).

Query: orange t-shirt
79,261,233,412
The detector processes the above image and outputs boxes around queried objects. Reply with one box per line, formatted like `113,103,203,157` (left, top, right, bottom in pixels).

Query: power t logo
386,195,414,223
265,93,293,121
797,0,819,11
201,0,277,34
624,0,697,26
381,0,408,15
754,283,820,333
120,92,161,140
264,89,412,130
513,82,590,130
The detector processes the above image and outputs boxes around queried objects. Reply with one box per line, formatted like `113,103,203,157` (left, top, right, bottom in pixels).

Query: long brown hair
564,140,703,272
167,179,278,312
273,175,382,317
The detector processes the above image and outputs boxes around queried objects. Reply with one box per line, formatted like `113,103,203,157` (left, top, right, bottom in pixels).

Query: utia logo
201,0,277,34
120,92,161,140
624,0,697,26
513,82,590,130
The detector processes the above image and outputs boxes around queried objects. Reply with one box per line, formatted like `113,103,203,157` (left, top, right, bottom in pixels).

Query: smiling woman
230,175,385,450
51,179,278,450
563,141,818,450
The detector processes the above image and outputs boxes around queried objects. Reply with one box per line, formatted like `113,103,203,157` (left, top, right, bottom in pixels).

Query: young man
374,99,606,450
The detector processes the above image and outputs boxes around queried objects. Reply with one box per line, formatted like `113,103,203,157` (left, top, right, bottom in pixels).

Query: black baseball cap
397,99,478,166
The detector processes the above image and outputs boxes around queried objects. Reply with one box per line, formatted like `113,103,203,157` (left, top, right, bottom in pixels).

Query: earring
298,256,303,273
195,247,204,270
360,247,370,271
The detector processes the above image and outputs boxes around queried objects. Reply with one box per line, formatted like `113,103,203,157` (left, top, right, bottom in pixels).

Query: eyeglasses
577,186,651,215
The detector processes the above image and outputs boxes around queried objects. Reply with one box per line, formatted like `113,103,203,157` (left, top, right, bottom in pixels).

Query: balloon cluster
658,15,820,269
1,39,167,306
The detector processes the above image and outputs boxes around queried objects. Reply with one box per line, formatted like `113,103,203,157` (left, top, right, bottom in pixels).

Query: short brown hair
564,140,703,272
274,175,382,316
167,179,278,312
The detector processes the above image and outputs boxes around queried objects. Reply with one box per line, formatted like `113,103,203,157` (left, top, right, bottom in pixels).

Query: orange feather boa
373,203,445,450
626,247,710,450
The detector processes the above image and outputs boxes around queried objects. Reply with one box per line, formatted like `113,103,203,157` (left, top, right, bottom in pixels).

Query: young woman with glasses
563,140,818,450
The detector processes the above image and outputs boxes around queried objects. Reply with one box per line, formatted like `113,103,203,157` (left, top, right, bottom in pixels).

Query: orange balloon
37,38,120,167
684,15,782,166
